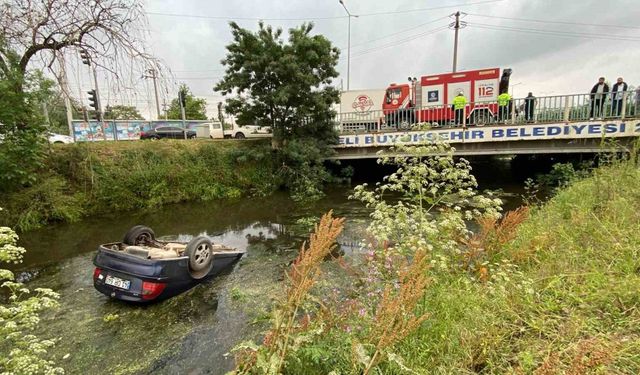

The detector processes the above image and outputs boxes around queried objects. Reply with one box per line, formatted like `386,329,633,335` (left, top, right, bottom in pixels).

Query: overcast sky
72,0,640,119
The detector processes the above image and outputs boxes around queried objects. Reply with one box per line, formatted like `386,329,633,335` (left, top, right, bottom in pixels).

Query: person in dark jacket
611,77,628,117
524,92,536,123
590,77,609,119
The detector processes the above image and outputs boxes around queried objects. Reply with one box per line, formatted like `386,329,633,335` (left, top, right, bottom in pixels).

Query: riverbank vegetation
0,140,278,231
0,218,62,374
233,144,640,374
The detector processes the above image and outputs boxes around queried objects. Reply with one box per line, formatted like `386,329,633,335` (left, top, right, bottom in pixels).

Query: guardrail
336,91,640,134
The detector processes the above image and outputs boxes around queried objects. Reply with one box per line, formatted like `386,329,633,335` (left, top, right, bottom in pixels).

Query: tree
166,84,207,120
104,105,144,120
0,0,163,94
0,46,48,191
215,22,341,201
214,22,340,144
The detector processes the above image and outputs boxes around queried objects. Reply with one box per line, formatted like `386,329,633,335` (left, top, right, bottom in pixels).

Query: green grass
394,159,640,374
0,139,278,231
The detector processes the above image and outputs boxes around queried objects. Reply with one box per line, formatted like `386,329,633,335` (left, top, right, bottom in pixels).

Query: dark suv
140,126,196,140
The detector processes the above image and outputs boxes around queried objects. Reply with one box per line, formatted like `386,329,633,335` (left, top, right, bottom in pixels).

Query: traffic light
88,90,98,110
87,89,101,120
79,49,91,65
178,89,187,108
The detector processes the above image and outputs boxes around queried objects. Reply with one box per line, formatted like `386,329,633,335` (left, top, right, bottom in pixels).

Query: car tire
123,225,156,246
188,134,197,139
234,132,245,139
185,236,214,279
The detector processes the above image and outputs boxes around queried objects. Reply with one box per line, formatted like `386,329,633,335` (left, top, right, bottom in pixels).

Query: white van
204,121,272,139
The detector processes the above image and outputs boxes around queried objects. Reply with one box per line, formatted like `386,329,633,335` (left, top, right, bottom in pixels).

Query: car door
154,126,171,139
164,126,183,139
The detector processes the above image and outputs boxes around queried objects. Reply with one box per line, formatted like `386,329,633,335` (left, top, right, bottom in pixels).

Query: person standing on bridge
453,91,467,126
524,92,536,123
590,77,609,119
498,91,512,123
611,77,628,117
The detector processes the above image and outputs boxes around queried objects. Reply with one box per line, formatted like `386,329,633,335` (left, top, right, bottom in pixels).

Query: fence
336,91,640,134
71,120,210,141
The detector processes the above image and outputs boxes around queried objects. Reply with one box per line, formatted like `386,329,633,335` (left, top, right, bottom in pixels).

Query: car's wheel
123,225,156,246
151,135,160,141
188,134,197,139
234,132,245,139
185,236,214,279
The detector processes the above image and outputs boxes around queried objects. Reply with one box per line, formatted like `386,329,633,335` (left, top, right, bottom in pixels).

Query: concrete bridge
333,92,640,159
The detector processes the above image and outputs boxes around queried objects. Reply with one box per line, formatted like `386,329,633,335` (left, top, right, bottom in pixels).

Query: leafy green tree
166,85,207,120
0,44,47,191
215,22,340,143
214,22,340,201
104,105,145,120
0,216,62,374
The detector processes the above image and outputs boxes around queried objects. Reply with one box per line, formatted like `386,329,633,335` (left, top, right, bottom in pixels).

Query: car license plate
105,275,131,290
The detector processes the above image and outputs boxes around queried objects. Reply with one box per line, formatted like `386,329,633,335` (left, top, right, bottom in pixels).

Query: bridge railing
336,91,640,134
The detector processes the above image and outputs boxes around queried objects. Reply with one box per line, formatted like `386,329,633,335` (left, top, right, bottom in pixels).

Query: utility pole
162,99,168,120
80,49,107,140
42,102,50,126
91,67,107,141
339,0,358,90
144,68,161,119
179,89,187,139
56,51,76,141
450,12,466,73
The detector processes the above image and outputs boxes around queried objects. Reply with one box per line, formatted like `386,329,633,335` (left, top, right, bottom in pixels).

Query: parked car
206,121,272,139
140,126,197,140
48,132,74,144
93,225,245,302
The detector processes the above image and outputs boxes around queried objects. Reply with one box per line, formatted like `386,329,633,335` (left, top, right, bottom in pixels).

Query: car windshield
385,88,402,103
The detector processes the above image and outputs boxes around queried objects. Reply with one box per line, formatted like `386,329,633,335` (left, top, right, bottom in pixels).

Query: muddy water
17,158,527,374
18,189,373,375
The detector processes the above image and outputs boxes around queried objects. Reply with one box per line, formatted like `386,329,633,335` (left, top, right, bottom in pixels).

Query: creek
17,157,531,374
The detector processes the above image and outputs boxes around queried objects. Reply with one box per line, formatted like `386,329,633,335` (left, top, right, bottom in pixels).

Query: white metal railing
336,91,640,134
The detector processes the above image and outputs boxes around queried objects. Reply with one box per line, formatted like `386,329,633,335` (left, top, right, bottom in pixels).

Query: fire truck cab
382,68,512,127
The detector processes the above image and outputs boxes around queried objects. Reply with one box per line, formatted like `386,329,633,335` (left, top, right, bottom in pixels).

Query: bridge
333,92,640,159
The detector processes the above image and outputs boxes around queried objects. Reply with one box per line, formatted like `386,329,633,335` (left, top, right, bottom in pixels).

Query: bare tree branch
1,0,166,91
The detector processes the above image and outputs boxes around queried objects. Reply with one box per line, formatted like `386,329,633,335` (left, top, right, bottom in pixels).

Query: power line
356,0,505,17
171,69,225,73
350,26,449,59
467,13,640,30
348,15,450,49
146,11,346,21
145,0,504,22
175,76,223,80
467,22,640,42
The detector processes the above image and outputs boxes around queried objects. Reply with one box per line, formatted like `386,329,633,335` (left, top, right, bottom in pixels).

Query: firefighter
453,91,467,126
498,91,512,123
524,92,536,123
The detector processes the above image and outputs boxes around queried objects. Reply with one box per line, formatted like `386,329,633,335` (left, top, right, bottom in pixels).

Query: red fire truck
382,67,512,127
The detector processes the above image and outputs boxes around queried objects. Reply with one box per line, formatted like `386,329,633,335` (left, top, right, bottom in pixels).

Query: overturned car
93,225,245,302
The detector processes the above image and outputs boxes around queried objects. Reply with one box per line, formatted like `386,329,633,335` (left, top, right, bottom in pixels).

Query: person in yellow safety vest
497,92,512,123
453,91,467,126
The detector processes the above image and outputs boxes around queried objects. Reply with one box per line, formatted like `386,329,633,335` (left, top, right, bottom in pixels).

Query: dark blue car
93,226,245,302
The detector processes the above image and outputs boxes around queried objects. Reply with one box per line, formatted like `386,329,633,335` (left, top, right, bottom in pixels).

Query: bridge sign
337,120,640,148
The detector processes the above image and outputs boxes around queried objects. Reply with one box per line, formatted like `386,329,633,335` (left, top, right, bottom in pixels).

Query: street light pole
339,0,357,91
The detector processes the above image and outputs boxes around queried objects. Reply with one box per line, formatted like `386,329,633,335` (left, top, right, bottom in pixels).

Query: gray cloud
69,0,640,118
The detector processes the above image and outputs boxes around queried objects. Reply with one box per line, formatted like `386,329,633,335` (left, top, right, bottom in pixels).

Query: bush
0,216,62,374
0,140,278,230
